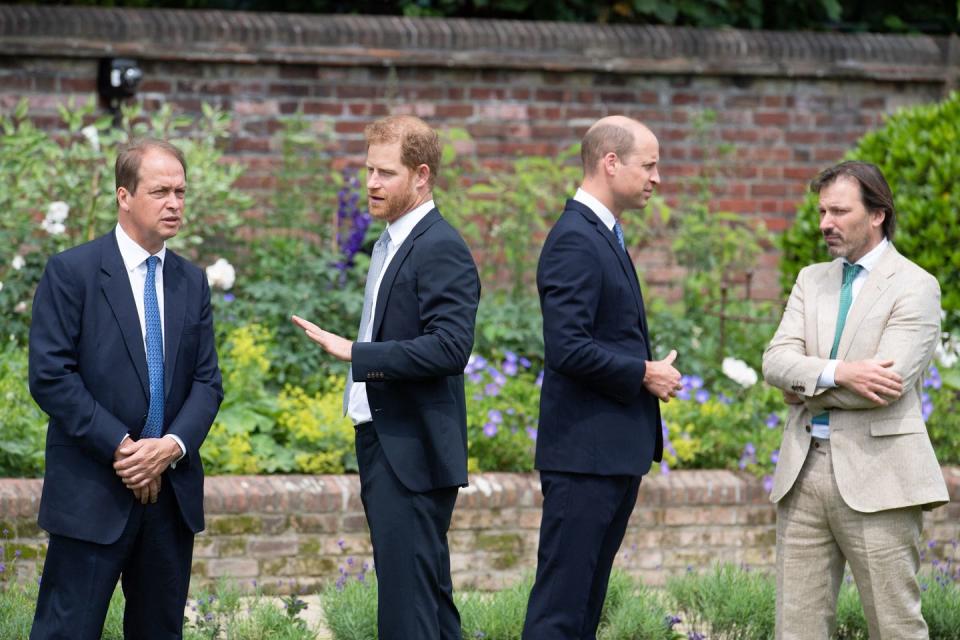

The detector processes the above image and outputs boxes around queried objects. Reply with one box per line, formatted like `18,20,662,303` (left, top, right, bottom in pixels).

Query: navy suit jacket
29,232,223,545
351,209,480,493
535,199,663,476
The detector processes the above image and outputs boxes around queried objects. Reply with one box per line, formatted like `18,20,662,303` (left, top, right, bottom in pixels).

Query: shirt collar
385,199,435,248
115,223,166,273
573,188,616,231
849,237,889,273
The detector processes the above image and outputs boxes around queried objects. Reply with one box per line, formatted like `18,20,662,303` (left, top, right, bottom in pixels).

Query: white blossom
14,301,27,314
206,258,236,291
937,334,959,369
722,357,758,388
0,281,3,293
11,255,25,270
81,125,101,152
46,201,69,223
41,201,69,236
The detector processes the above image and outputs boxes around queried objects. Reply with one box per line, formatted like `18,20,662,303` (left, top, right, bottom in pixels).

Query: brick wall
1,7,957,300
3,471,959,593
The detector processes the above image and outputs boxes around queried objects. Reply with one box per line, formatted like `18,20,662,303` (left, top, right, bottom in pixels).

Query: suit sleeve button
805,425,811,433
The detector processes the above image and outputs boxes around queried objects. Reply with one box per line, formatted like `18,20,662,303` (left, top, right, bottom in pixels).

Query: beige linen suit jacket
763,244,948,513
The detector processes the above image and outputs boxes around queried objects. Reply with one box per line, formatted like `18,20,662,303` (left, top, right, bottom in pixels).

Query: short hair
811,160,897,240
580,123,636,176
115,138,186,195
364,115,441,187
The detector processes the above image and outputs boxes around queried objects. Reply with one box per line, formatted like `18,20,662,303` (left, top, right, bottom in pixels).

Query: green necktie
813,262,864,426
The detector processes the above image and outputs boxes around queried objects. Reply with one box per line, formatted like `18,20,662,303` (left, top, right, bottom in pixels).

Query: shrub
778,91,960,336
666,563,776,640
0,340,46,477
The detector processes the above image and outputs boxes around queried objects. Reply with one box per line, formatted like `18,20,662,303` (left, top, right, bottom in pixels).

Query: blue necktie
142,256,164,438
813,262,864,427
343,230,391,415
613,222,626,252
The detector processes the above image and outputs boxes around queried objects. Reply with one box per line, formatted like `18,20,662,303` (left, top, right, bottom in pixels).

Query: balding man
523,116,682,639
292,115,480,640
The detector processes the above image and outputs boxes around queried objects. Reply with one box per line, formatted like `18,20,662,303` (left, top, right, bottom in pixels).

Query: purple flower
718,393,732,405
535,371,544,387
484,383,500,397
506,407,516,415
661,420,669,438
487,409,503,424
763,475,774,493
468,372,483,384
483,423,498,437
766,413,780,429
694,389,710,404
666,614,682,629
503,360,518,376
337,538,345,550
924,365,942,390
0,563,5,574
526,426,537,441
519,357,531,369
223,293,235,303
922,393,934,421
677,387,691,401
660,460,670,475
770,449,780,464
504,350,518,363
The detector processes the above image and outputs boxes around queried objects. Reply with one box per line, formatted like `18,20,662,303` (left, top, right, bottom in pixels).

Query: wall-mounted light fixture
97,58,143,125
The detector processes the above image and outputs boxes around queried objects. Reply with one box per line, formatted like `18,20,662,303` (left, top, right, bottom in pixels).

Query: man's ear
601,152,619,177
117,187,129,212
415,164,431,190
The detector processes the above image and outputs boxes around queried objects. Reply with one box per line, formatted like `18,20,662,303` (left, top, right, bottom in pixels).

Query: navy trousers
30,476,194,640
356,421,461,640
522,471,642,640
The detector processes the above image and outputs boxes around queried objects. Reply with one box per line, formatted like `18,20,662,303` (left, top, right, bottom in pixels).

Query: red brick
303,101,342,116
435,104,474,118
754,110,789,126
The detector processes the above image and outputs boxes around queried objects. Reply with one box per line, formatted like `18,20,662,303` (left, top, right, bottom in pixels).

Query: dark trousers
522,471,642,640
355,422,461,640
30,477,194,640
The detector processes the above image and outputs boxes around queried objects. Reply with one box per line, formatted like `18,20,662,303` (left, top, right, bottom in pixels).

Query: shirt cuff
164,434,187,467
817,360,840,389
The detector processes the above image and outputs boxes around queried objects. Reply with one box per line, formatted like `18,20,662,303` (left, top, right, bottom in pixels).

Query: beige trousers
775,437,927,640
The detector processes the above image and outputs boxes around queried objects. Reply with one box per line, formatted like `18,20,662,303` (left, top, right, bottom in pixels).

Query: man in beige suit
763,161,948,639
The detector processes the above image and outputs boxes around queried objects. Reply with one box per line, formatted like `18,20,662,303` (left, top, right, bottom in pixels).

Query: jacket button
805,425,811,433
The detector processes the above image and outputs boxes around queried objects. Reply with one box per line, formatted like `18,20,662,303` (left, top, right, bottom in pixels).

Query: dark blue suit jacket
535,199,663,477
29,232,223,545
351,209,480,493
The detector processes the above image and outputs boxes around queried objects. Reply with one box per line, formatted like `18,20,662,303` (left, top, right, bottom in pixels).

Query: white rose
46,201,70,224
722,357,758,388
41,219,66,236
11,255,25,270
205,258,236,291
15,301,27,314
81,125,101,152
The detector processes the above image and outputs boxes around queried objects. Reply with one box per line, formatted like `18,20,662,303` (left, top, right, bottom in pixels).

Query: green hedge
779,91,960,336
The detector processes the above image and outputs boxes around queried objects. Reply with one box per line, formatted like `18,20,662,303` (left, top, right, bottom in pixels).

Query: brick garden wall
3,471,959,593
1,7,958,300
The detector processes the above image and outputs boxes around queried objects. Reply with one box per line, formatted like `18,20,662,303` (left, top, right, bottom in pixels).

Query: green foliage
23,0,958,33
779,91,960,336
464,352,540,473
321,573,378,640
457,574,533,639
0,97,251,345
0,340,46,477
835,578,869,639
666,564,777,639
201,324,356,476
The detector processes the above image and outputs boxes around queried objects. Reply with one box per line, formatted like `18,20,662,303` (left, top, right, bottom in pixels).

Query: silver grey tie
343,229,391,415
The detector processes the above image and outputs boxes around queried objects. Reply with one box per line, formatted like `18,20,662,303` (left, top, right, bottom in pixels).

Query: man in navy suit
292,115,480,639
28,139,223,640
523,116,682,639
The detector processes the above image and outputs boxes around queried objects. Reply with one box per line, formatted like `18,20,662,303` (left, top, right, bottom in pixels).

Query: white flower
0,281,3,293
81,125,100,152
46,201,69,224
11,255,25,270
722,357,758,388
206,258,236,291
41,220,66,236
937,334,959,369
14,301,27,314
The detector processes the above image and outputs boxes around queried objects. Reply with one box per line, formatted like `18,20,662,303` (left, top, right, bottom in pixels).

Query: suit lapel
835,245,896,359
99,234,150,400
163,253,186,400
371,208,442,340
816,260,843,359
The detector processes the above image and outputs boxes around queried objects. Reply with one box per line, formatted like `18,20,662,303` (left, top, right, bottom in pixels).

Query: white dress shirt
115,224,185,460
347,200,436,425
574,187,617,232
813,237,889,438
